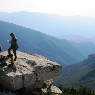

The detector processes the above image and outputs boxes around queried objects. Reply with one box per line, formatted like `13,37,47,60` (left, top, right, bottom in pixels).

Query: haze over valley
0,12,95,43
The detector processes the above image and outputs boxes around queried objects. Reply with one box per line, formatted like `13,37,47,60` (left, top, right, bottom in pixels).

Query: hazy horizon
0,0,95,43
0,11,95,43
0,0,95,18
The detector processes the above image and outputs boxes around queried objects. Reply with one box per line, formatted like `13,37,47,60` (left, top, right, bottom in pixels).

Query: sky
0,0,95,17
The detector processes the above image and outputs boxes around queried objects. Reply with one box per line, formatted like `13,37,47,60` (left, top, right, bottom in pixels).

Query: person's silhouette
8,33,18,61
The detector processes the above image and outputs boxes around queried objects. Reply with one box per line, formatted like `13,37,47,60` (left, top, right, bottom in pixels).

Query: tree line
57,85,95,95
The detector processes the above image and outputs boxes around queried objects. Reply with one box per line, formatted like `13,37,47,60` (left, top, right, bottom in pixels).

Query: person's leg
8,47,12,56
11,62,14,66
13,49,17,61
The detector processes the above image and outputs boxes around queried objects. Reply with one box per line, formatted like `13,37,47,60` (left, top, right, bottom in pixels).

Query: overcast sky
0,0,95,17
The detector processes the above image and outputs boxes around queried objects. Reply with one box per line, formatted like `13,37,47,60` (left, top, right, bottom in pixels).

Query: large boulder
0,51,62,90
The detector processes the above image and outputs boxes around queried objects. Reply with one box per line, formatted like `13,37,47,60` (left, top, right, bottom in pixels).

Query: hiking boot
7,55,11,57
14,58,16,61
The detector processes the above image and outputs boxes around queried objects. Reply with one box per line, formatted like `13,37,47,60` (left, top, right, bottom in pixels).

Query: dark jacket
11,37,17,46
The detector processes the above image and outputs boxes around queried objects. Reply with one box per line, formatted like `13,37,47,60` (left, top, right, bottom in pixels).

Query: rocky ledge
0,51,62,95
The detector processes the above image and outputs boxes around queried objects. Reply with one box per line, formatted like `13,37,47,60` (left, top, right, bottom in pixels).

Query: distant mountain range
1,11,95,91
57,35,92,43
54,54,95,91
0,11,95,42
1,21,95,67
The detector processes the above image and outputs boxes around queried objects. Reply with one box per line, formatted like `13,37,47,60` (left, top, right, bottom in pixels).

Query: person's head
10,33,15,38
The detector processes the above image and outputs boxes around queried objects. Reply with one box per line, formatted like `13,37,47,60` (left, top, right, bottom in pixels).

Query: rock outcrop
0,51,62,95
87,54,95,62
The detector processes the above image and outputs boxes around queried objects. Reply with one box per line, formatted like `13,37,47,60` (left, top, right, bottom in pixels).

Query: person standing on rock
8,33,18,61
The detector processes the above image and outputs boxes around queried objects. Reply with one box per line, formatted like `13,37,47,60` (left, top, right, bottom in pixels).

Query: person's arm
9,41,12,43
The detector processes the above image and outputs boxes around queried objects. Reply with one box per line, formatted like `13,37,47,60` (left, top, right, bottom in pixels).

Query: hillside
0,11,95,40
0,21,95,66
54,54,95,91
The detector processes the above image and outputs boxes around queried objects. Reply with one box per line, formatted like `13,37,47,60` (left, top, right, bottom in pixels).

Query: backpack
16,44,19,50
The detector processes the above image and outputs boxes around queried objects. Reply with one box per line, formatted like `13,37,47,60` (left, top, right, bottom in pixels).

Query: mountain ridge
0,11,95,40
54,53,95,91
0,20,95,66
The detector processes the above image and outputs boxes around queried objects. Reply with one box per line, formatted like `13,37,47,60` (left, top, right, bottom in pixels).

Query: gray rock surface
41,80,62,95
0,51,62,90
51,86,62,95
87,54,95,61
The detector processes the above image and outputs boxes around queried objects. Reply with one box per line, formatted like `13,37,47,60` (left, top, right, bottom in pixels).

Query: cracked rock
0,51,62,90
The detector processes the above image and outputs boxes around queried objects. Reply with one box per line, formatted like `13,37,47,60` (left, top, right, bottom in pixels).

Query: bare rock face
50,86,62,95
87,54,95,62
0,51,62,91
41,80,62,95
